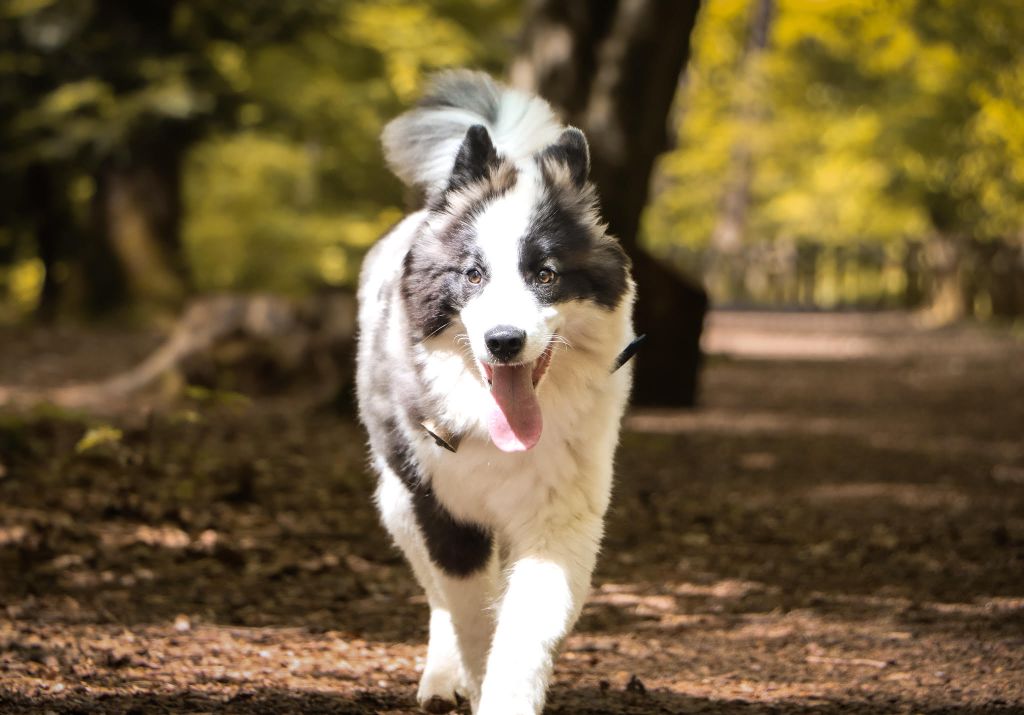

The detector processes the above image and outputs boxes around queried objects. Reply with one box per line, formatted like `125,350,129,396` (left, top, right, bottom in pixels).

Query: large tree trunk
923,233,971,323
24,164,74,321
512,0,708,406
988,238,1024,318
86,136,191,316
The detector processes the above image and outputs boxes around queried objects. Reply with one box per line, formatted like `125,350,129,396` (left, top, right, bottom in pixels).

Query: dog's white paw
417,658,468,713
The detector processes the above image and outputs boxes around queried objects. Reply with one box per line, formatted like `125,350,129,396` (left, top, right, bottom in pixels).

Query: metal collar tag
421,418,461,452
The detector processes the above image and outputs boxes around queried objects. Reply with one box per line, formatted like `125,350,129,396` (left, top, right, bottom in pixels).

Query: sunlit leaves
206,41,251,93
346,2,478,101
645,0,1024,255
0,0,518,310
181,0,517,294
958,60,1024,236
183,130,405,293
75,425,123,454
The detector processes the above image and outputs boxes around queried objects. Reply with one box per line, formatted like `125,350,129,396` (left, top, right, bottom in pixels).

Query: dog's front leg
476,518,601,715
433,566,497,709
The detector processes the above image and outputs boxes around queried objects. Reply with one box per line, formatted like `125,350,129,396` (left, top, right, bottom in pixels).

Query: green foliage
8,0,1018,318
0,0,519,314
1,2,338,166
646,0,1024,251
180,0,519,295
74,424,122,454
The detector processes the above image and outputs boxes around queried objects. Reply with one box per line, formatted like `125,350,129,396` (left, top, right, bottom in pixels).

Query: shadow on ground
1,686,1022,715
1,312,1022,712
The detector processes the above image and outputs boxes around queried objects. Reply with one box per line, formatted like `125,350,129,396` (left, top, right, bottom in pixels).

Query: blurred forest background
2,0,1022,330
3,4,1024,712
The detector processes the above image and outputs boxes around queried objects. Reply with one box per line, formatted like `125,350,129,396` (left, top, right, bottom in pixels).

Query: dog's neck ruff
419,334,645,453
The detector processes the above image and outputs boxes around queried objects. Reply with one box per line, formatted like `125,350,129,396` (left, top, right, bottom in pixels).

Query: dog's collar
420,334,645,453
612,334,645,373
421,418,462,452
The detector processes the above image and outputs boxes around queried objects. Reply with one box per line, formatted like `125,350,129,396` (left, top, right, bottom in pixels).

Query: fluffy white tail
382,70,563,199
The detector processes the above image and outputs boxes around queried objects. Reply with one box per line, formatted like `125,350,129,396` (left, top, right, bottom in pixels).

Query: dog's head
401,125,632,452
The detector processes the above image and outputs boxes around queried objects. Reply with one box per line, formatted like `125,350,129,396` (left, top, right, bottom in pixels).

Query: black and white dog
356,71,635,714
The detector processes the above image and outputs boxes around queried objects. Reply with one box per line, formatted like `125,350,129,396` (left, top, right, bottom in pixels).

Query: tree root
0,293,356,413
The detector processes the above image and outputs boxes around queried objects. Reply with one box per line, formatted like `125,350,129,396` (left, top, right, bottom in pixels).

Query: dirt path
1,311,1022,713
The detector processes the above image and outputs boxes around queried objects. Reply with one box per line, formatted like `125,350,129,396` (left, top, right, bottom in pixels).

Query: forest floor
1,310,1023,714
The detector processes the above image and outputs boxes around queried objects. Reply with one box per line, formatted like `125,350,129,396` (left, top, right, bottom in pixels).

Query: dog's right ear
447,125,497,192
539,127,590,190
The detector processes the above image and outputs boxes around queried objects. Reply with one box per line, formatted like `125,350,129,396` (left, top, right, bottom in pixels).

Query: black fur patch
400,219,485,340
519,192,630,310
539,128,590,189
410,482,492,577
418,70,501,126
380,419,493,577
447,125,498,193
402,159,517,340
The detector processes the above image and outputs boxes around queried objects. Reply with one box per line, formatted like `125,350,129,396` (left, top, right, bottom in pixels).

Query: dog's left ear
448,124,497,192
540,127,590,190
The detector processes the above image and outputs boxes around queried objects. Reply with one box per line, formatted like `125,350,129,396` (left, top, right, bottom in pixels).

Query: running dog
356,70,635,714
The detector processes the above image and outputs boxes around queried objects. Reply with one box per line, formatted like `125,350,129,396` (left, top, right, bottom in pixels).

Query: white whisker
548,332,574,352
453,333,477,362
425,321,452,339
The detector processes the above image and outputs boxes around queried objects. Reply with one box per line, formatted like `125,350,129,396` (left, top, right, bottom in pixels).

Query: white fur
361,219,632,713
459,165,557,368
360,78,635,715
382,71,563,201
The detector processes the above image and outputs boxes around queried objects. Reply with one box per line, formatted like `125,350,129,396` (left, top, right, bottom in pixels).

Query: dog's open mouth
481,342,554,453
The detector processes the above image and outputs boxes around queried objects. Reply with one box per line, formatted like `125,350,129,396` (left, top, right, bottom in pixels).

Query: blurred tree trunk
902,241,925,308
710,0,773,250
923,233,970,322
24,164,73,321
512,0,708,407
86,135,191,316
989,238,1024,318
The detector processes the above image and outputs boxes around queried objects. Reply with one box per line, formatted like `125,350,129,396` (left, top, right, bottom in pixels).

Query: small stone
625,674,646,695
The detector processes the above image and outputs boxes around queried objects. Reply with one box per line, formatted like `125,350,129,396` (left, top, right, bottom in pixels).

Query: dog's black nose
485,326,526,362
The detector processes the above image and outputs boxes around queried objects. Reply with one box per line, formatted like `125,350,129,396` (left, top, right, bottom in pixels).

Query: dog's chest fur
358,209,632,542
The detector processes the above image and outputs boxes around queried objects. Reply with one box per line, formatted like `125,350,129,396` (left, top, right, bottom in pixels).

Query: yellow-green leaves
646,0,1024,253
75,425,123,454
347,2,477,101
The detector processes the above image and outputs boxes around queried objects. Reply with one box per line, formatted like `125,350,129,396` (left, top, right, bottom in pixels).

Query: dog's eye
466,268,483,285
536,268,557,285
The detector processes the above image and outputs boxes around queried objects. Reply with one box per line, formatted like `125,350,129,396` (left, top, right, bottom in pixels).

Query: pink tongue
486,364,543,452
